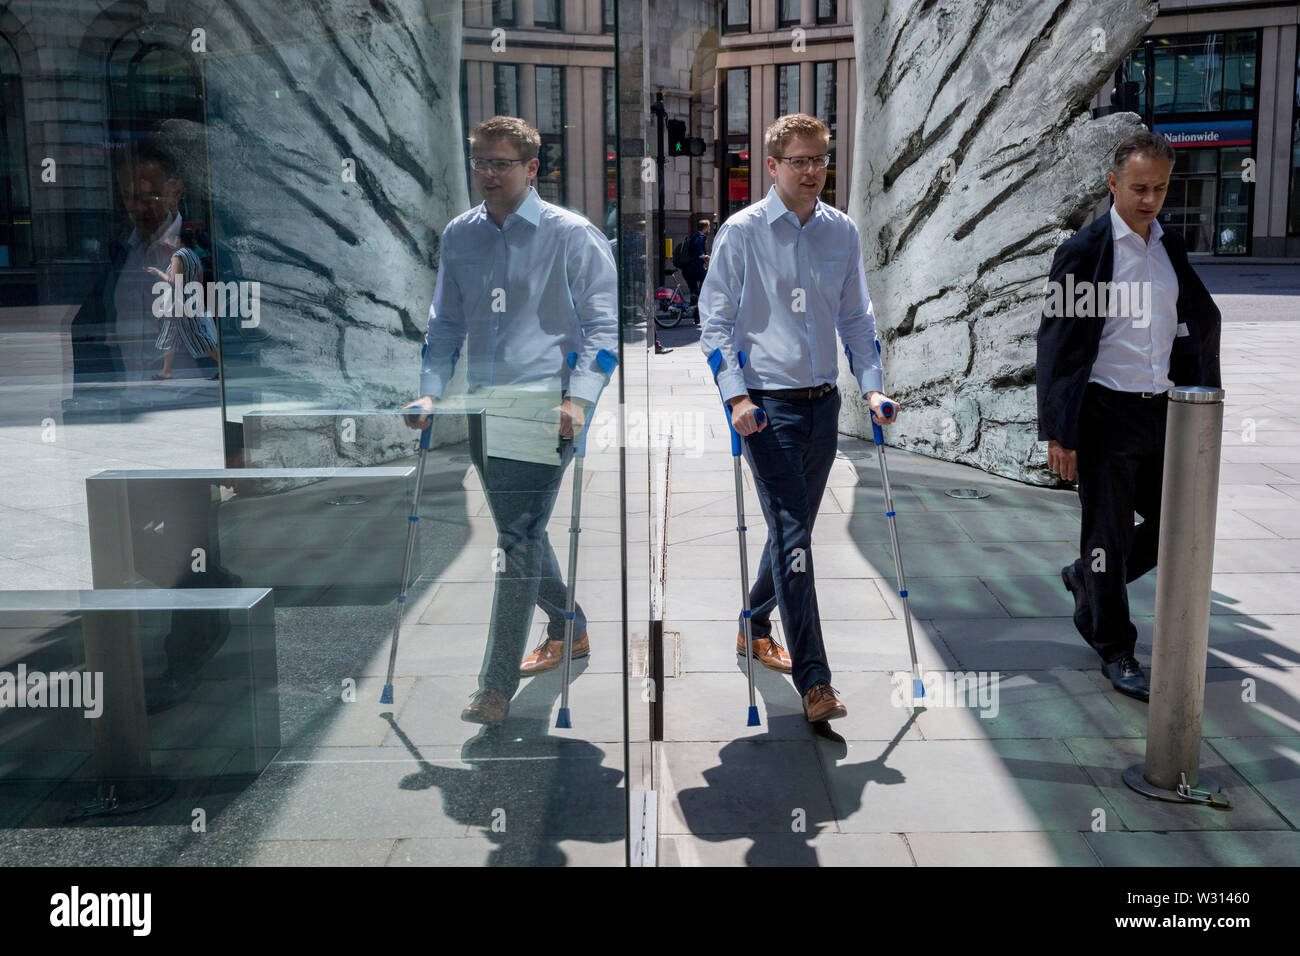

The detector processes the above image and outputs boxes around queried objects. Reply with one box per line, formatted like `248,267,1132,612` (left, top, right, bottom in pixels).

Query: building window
603,0,615,34
0,35,32,269
816,0,837,25
723,1,750,35
777,64,800,118
723,68,750,218
603,67,617,235
106,29,210,256
535,65,566,205
1286,44,1299,236
778,0,801,28
533,0,561,29
494,63,519,116
493,0,517,27
1123,31,1259,115
815,61,837,207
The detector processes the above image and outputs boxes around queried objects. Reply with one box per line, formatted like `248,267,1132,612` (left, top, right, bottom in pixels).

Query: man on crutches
404,116,617,726
700,113,900,724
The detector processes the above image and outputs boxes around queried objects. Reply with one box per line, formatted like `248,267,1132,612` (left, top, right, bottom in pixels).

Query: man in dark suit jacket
1036,130,1221,701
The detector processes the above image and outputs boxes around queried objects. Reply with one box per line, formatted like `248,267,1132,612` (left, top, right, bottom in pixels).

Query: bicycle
653,266,696,329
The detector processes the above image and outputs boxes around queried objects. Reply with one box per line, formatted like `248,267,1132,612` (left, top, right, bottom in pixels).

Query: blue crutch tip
556,708,572,729
912,679,926,698
746,705,761,727
379,684,394,704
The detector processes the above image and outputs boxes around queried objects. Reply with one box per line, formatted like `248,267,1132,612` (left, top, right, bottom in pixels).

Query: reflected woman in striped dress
150,227,220,380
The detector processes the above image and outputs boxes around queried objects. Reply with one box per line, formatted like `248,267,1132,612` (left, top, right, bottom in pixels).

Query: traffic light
685,137,706,157
667,119,687,156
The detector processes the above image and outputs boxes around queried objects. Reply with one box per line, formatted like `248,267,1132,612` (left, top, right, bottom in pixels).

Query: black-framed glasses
774,154,831,173
469,157,527,173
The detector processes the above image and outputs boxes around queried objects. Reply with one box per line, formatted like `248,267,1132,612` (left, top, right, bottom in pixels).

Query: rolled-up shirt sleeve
420,236,467,400
837,226,884,396
698,222,748,403
564,223,619,406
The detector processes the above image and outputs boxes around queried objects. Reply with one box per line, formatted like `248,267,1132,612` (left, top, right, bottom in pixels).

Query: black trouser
1075,383,1168,664
684,269,705,305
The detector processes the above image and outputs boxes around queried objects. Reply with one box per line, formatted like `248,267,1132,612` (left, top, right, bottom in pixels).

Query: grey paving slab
911,668,1139,740
905,830,1099,866
238,839,398,866
1084,830,1300,866
1206,737,1300,828
388,835,623,866
1061,737,1290,832
821,738,1119,833
884,576,1013,620
663,672,818,742
933,617,1115,670
659,739,837,836
1238,508,1300,537
1214,538,1300,572
658,831,914,867
980,572,1156,618
668,575,894,622
819,618,958,672
948,509,1083,542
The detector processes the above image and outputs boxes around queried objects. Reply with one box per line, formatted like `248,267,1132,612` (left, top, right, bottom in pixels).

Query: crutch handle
418,423,432,451
707,348,763,455
565,348,619,455
871,400,893,447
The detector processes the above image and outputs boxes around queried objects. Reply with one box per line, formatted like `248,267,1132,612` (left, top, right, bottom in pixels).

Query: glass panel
777,64,801,119
817,0,837,24
534,0,561,29
1215,146,1250,254
535,66,566,206
1290,44,1300,236
1159,148,1217,252
779,0,801,26
0,38,32,273
815,61,837,207
725,68,750,218
724,0,750,33
0,0,628,867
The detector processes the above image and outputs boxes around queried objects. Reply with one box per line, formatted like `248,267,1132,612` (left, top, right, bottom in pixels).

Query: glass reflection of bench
86,467,419,606
0,588,277,796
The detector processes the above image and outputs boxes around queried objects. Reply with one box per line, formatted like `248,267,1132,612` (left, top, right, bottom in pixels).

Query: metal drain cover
945,488,989,499
326,495,369,506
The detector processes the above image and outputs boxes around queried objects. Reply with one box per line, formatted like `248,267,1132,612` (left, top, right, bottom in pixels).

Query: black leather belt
1089,383,1167,401
750,383,837,402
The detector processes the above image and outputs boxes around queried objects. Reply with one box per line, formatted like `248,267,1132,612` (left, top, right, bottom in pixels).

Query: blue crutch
556,347,619,729
847,342,923,701
707,348,766,727
380,420,433,705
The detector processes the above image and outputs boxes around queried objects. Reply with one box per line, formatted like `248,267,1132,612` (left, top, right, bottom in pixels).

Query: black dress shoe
1102,654,1149,702
1061,562,1092,640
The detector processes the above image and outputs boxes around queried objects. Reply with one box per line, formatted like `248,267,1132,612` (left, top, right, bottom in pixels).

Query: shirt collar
476,186,542,230
763,185,827,228
1109,203,1163,245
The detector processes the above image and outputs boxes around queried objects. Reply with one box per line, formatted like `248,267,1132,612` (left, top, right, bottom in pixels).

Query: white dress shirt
699,186,884,403
1089,205,1180,393
421,187,618,406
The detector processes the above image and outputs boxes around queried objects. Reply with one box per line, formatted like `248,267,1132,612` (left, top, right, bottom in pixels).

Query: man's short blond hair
764,114,830,157
469,116,541,161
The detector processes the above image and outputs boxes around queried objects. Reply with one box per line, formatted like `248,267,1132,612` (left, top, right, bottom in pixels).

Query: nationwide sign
1155,120,1252,148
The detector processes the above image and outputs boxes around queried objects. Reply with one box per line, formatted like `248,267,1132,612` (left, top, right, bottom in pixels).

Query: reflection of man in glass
72,142,210,386
404,116,617,726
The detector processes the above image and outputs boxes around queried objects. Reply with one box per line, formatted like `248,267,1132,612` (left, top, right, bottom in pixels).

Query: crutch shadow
379,670,623,867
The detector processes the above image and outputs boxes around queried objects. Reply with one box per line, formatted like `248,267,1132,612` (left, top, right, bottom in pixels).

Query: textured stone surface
845,0,1157,483
159,1,467,461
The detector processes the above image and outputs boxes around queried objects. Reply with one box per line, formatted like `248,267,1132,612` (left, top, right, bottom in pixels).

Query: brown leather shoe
736,631,793,673
802,682,847,722
461,689,509,725
519,634,590,675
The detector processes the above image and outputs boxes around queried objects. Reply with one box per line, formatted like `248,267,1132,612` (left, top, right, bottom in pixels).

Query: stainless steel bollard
1123,385,1230,808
